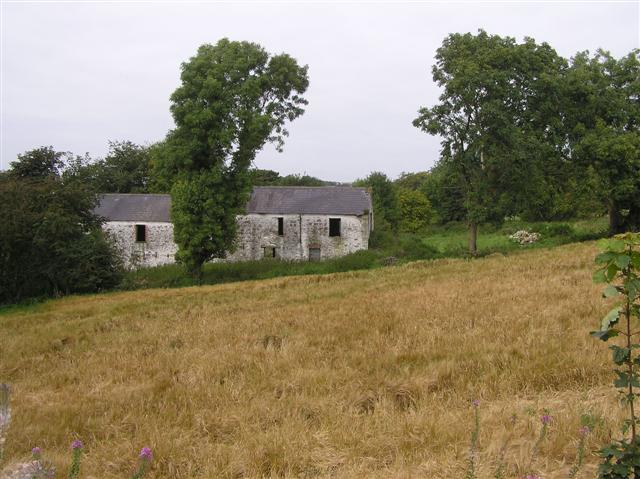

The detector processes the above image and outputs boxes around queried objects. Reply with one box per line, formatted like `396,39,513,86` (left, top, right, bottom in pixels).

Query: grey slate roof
247,187,372,215
94,194,172,222
95,187,372,222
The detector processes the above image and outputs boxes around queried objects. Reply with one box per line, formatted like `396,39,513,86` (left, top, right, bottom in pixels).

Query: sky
1,1,638,182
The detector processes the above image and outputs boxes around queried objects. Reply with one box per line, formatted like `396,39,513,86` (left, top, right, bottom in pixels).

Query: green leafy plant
464,400,481,479
592,233,640,477
68,440,83,479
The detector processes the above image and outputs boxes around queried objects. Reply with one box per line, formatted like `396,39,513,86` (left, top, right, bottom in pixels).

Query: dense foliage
565,50,640,234
248,168,328,187
413,31,638,253
0,148,122,304
592,234,640,477
69,140,152,193
153,39,309,278
413,31,568,254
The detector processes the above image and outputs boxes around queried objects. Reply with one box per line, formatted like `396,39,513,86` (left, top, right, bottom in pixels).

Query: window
135,224,146,242
263,247,277,258
277,217,284,236
309,247,321,261
329,218,341,237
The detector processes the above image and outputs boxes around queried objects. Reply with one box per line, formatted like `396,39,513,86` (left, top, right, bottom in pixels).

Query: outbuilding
95,186,373,268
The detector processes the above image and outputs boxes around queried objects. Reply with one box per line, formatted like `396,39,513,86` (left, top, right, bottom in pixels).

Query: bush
0,175,122,304
539,222,575,237
392,235,439,261
368,226,396,249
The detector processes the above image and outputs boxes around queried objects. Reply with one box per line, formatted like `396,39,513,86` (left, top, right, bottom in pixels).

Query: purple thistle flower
541,414,552,425
579,425,591,436
31,446,42,457
471,399,480,407
139,447,153,461
71,439,83,450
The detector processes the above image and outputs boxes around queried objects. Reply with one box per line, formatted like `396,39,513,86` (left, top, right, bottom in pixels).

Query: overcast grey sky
1,1,638,181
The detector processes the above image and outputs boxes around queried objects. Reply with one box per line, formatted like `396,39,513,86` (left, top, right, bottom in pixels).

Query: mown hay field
0,242,622,478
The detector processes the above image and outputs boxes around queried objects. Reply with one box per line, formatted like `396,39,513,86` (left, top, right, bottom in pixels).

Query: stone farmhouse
94,186,373,268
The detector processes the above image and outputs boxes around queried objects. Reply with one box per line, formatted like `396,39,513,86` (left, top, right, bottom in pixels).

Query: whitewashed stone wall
103,221,177,268
104,213,371,268
227,213,371,261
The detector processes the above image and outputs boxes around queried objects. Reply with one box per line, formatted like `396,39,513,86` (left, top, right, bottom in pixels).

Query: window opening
135,224,146,242
329,218,341,237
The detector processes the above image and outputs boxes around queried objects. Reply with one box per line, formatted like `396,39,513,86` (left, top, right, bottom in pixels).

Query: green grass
119,217,608,292
422,216,608,256
120,249,387,291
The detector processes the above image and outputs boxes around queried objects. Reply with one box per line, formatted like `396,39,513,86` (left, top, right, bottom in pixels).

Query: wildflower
32,446,42,458
133,446,154,478
139,447,153,461
69,440,83,479
472,399,480,408
541,414,552,425
579,426,590,436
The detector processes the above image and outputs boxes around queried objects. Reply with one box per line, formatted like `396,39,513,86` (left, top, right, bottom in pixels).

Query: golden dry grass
0,242,624,478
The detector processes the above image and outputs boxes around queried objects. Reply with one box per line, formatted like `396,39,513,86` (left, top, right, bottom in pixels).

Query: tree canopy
155,39,309,277
414,30,568,253
564,49,640,233
1,147,122,303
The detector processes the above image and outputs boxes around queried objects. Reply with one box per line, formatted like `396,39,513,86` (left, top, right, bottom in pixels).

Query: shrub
0,175,122,304
393,235,439,260
543,222,575,237
591,233,640,477
509,230,541,245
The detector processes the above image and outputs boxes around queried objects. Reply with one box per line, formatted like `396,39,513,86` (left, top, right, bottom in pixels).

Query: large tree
413,30,566,254
154,39,309,278
564,49,640,234
9,146,66,179
1,148,122,303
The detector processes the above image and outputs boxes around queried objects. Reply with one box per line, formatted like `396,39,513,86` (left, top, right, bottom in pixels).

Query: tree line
1,33,638,302
413,31,639,254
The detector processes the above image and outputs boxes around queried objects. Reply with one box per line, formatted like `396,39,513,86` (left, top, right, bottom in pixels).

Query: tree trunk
469,221,478,256
609,201,622,235
625,201,640,233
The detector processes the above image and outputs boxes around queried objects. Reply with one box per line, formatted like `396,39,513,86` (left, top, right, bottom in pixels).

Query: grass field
0,242,621,478
420,217,609,256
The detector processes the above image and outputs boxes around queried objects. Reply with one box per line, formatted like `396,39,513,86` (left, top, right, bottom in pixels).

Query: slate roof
247,187,372,215
95,187,372,222
94,194,172,222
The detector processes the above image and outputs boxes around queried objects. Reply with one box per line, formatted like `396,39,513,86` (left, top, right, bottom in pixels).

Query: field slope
0,243,621,478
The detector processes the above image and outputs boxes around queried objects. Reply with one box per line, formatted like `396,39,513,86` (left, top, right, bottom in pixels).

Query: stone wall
227,213,371,261
103,221,177,268
104,213,371,268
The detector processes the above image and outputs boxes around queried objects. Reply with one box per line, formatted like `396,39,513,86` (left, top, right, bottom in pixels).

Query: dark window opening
135,224,146,242
277,217,284,236
309,247,321,261
329,218,341,237
264,247,277,258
